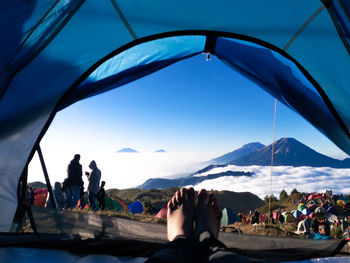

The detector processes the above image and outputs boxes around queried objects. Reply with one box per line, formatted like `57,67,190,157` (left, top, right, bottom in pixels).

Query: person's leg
64,187,73,208
71,185,80,208
101,199,105,210
146,188,195,263
195,189,251,263
88,192,97,211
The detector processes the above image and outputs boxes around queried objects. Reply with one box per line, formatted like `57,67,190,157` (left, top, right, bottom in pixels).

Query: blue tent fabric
292,210,302,219
327,206,338,215
1,0,350,232
324,0,350,53
339,194,348,202
128,201,144,214
302,208,312,216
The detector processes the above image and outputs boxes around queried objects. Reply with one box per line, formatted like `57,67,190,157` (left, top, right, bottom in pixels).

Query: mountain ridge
210,142,265,164
138,137,350,190
228,137,350,168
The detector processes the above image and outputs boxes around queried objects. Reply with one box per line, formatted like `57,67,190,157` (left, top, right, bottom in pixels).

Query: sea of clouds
28,150,350,199
28,150,217,189
190,165,350,199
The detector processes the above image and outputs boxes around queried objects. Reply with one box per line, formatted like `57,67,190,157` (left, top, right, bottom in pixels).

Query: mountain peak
155,149,166,153
116,147,138,153
229,137,350,168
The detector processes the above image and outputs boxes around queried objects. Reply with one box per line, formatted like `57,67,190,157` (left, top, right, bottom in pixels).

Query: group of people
44,154,106,211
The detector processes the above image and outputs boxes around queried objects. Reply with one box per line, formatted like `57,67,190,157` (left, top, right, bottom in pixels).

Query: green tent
104,196,125,212
220,208,241,227
297,203,307,212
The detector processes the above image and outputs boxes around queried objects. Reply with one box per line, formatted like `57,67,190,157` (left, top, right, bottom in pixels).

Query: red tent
33,188,48,207
156,206,167,219
308,194,325,201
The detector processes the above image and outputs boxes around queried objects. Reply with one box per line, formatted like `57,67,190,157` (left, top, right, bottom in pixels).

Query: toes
198,189,208,204
188,187,195,202
171,195,177,208
167,199,174,210
170,188,195,210
180,188,188,202
175,190,181,203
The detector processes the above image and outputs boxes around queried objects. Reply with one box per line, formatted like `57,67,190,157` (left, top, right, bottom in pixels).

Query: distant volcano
116,148,138,153
228,137,350,168
155,149,166,153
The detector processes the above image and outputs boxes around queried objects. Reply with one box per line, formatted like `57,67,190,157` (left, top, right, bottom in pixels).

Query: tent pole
37,145,57,208
9,166,28,232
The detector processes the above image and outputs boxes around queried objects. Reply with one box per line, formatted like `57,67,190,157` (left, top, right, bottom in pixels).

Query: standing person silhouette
97,181,106,210
86,160,101,211
65,154,83,208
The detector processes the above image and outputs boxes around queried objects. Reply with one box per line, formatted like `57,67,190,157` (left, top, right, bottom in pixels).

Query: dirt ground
221,222,299,238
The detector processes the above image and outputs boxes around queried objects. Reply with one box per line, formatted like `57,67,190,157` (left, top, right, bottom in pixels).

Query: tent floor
0,207,347,262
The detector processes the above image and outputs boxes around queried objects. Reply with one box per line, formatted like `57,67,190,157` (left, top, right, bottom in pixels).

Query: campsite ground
26,183,350,240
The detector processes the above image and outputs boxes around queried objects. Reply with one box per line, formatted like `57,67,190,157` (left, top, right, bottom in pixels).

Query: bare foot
195,189,222,239
167,187,195,241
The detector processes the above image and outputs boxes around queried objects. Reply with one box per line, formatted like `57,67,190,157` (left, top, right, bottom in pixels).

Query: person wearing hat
314,224,332,240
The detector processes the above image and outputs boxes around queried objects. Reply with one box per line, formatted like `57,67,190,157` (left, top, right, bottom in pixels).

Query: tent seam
110,0,137,40
283,5,325,51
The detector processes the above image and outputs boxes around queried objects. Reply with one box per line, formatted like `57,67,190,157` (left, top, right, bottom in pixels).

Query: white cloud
28,152,350,200
190,165,350,199
28,151,217,189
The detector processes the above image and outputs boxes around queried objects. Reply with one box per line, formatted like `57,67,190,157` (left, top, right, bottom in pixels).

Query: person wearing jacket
86,160,101,211
65,154,83,208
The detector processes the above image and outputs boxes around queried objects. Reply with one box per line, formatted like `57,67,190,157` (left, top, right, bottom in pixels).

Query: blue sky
44,54,346,157
29,53,348,189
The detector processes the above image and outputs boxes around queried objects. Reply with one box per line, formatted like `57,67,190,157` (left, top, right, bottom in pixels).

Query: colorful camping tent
220,208,241,227
315,206,327,217
104,196,126,212
339,195,348,202
309,212,316,219
33,193,48,207
33,188,48,207
327,214,338,223
308,204,317,212
302,208,311,216
109,196,129,213
1,1,350,261
292,210,303,220
327,206,338,215
128,201,144,214
336,199,345,207
297,204,307,212
308,194,325,201
156,206,168,219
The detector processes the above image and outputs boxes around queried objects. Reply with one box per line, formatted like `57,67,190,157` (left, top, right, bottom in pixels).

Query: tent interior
1,0,350,261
